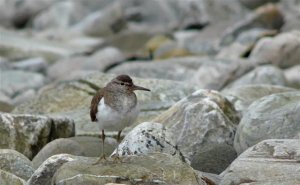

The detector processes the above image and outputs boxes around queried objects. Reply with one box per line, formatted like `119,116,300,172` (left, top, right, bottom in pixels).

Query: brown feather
90,88,104,122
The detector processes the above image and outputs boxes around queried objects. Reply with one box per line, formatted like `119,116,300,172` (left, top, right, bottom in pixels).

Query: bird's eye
121,83,125,85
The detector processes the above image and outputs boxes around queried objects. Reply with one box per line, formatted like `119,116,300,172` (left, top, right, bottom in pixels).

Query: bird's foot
93,155,106,165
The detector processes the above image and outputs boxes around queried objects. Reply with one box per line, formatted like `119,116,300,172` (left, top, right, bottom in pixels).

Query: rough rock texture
13,73,199,136
111,122,186,162
52,153,207,185
224,65,287,90
154,89,240,172
0,113,75,159
234,91,300,154
0,169,26,185
250,31,300,68
27,154,78,185
220,139,300,185
0,149,34,181
32,138,85,169
222,84,296,115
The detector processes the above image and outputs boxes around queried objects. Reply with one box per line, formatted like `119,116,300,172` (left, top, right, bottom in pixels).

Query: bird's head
110,74,151,93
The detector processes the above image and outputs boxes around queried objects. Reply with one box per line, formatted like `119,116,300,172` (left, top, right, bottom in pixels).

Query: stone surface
0,92,13,113
52,153,206,185
0,70,45,98
0,169,26,185
224,65,287,90
13,73,199,136
220,139,300,185
111,122,186,162
0,113,75,159
0,149,34,181
222,84,296,116
27,154,78,185
11,57,48,73
11,89,36,106
250,31,300,68
234,91,300,154
154,90,239,172
32,138,85,169
284,65,300,89
240,0,280,9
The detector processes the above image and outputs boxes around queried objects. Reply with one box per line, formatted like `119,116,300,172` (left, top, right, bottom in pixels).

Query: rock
220,139,300,185
52,153,207,185
0,113,75,159
153,90,239,172
112,122,186,162
0,169,26,185
234,91,300,154
11,57,48,73
284,65,300,89
0,92,13,113
11,89,36,106
250,31,300,68
220,4,284,46
0,149,34,180
224,65,287,90
32,138,85,169
108,57,202,81
47,47,125,81
240,0,280,9
153,41,192,59
222,84,296,116
0,70,45,98
27,154,78,185
13,73,199,136
33,1,88,31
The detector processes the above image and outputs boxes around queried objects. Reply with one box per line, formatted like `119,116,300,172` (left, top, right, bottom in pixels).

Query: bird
90,74,150,163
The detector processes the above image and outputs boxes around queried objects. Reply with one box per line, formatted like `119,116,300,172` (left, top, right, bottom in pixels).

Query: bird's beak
133,85,151,91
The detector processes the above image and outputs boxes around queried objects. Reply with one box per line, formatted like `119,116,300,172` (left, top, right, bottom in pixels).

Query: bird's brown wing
90,89,104,122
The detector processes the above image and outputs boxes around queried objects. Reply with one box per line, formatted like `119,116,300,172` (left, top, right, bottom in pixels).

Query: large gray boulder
0,113,75,159
221,139,300,185
234,91,300,154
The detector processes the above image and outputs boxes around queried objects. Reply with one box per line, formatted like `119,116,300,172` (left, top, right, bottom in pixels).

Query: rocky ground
0,0,300,185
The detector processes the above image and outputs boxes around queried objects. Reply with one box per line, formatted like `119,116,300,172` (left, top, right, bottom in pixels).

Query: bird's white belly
96,99,139,131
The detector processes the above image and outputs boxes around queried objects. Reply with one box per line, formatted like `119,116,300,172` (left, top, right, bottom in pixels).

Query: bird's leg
112,130,122,162
93,129,106,164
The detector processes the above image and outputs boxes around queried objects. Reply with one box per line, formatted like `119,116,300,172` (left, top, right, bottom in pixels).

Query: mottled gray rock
0,169,26,185
0,113,75,159
32,138,85,169
112,122,186,162
250,31,300,68
224,65,287,89
52,153,206,185
0,149,34,181
0,70,44,98
47,47,124,81
222,84,296,116
27,154,78,185
13,73,199,136
154,90,239,172
234,92,300,154
11,58,48,73
284,65,300,88
240,0,280,9
221,139,300,185
33,1,87,31
108,57,202,81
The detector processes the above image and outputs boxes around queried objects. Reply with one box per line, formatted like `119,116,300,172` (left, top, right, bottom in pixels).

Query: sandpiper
90,74,150,163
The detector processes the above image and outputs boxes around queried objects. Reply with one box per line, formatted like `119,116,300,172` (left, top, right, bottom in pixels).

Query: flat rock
0,113,75,159
52,153,207,185
0,149,34,181
220,139,300,185
234,91,300,154
0,169,26,185
250,30,300,68
13,73,199,136
154,89,240,173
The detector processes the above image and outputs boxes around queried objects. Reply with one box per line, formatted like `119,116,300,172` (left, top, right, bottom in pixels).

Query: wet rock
250,31,300,68
0,169,26,185
52,153,206,185
224,65,287,89
0,113,75,159
154,90,239,172
240,0,280,9
0,70,45,98
0,149,34,181
234,91,300,154
284,65,300,89
13,73,199,136
32,138,85,169
221,139,300,185
11,58,48,73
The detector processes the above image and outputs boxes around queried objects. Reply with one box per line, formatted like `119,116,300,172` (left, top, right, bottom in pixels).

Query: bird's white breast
96,98,139,131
